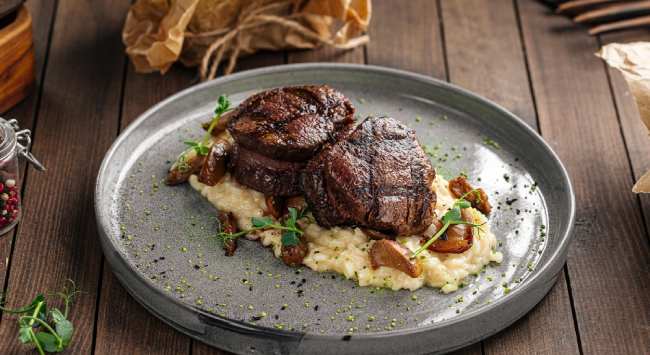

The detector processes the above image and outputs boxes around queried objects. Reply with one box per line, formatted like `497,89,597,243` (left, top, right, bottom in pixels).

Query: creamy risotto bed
189,174,502,293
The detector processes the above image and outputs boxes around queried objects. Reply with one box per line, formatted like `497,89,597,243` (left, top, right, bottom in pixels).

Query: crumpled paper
122,0,371,80
597,42,650,193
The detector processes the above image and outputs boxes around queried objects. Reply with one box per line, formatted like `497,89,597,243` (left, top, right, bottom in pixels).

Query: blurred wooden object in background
0,5,34,114
555,0,650,34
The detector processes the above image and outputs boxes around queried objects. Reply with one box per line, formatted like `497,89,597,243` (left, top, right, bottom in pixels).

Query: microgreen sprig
0,280,80,355
179,95,233,162
216,207,308,247
412,191,485,258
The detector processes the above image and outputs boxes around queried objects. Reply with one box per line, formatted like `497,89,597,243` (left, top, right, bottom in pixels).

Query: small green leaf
215,95,231,115
184,141,198,147
18,326,32,343
288,208,298,223
51,309,73,346
456,199,471,209
197,145,209,155
0,294,45,314
281,230,300,246
251,217,273,228
34,332,59,352
442,207,461,224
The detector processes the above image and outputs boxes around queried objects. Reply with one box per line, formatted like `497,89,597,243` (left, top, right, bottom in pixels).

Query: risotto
189,173,502,293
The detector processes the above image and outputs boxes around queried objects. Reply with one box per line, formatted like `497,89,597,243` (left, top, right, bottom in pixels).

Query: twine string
187,0,369,80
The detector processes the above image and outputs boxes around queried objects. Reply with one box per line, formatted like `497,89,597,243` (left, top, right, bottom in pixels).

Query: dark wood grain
517,1,650,354
600,29,650,239
0,0,129,353
366,0,445,79
0,0,56,306
441,0,537,128
441,1,581,354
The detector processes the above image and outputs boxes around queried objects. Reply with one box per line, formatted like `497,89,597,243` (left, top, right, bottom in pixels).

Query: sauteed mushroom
165,151,205,185
426,209,474,254
264,196,286,219
448,176,492,215
280,239,308,267
198,140,231,186
217,211,238,256
369,239,422,277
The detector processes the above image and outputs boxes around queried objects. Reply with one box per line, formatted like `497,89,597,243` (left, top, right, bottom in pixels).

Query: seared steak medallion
302,116,436,236
227,85,355,196
229,144,305,196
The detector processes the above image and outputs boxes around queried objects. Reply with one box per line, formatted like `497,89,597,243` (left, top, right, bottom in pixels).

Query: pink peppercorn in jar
0,118,44,234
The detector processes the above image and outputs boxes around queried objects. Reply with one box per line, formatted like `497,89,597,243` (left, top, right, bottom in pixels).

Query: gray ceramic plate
95,64,575,355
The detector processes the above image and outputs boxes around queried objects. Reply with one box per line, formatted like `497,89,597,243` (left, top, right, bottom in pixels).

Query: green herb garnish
0,280,79,355
483,137,501,149
175,95,232,167
412,191,484,258
216,207,308,247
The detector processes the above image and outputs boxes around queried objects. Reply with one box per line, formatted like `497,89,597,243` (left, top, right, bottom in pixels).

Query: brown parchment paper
122,0,371,80
597,42,650,193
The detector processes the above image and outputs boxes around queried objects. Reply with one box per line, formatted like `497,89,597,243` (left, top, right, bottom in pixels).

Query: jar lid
0,119,17,162
0,118,44,171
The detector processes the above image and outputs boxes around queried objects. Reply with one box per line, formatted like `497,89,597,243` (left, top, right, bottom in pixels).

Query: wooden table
0,1,648,354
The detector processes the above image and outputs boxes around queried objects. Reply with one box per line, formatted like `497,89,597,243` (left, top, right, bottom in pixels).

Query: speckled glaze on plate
95,64,575,355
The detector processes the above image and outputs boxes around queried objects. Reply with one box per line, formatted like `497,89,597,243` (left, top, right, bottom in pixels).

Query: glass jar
0,118,44,234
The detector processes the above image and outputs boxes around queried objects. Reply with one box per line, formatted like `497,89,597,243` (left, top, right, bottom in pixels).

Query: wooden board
0,0,128,353
0,6,33,114
517,1,650,354
0,0,56,314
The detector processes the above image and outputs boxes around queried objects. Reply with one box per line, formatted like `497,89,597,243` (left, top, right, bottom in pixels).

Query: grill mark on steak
226,85,355,196
228,85,354,162
302,116,436,236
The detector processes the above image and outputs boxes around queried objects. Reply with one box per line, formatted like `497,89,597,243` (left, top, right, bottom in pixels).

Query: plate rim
95,63,576,343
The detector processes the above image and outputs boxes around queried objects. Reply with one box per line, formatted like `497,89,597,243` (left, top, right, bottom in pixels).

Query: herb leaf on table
0,280,79,355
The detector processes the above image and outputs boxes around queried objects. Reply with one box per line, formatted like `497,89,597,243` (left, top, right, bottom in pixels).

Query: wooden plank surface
0,0,57,305
0,0,129,353
366,0,445,79
440,1,581,354
601,29,650,236
517,1,650,354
